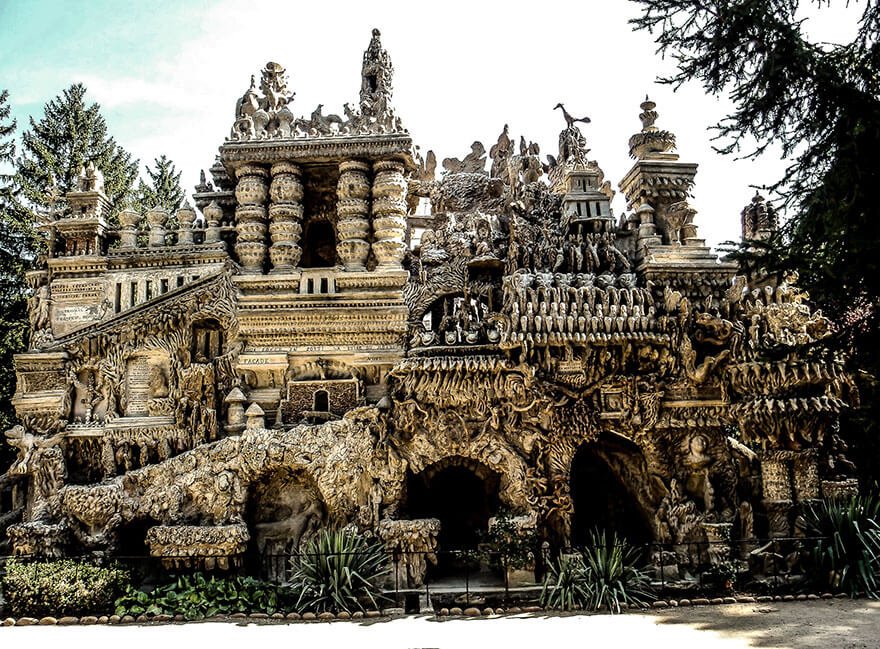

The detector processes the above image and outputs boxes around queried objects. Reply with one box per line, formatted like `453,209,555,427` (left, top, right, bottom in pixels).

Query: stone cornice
219,134,415,171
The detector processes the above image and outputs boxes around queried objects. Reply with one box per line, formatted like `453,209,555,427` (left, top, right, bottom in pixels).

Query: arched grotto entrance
403,457,501,553
570,441,654,547
245,468,327,580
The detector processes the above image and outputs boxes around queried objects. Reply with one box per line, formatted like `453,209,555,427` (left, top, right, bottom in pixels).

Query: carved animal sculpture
554,103,591,128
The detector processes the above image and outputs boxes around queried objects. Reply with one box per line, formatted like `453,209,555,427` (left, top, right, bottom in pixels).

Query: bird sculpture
554,103,591,128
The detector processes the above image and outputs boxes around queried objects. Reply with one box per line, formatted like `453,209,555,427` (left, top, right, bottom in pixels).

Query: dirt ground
3,599,879,649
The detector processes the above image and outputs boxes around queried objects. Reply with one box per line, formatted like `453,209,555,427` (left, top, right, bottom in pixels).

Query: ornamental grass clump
541,529,651,614
802,493,880,598
288,528,389,613
2,558,129,618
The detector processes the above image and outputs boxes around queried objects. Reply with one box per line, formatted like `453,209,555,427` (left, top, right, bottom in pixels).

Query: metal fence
0,535,833,615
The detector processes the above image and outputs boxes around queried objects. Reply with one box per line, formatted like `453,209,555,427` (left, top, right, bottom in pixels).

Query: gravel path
3,599,878,649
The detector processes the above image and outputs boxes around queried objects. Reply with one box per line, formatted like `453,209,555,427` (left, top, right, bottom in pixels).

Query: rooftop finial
628,95,676,159
553,103,591,167
360,28,394,118
639,96,658,131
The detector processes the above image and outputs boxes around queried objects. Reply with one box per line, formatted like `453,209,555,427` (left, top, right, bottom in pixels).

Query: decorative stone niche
124,351,172,417
279,378,360,423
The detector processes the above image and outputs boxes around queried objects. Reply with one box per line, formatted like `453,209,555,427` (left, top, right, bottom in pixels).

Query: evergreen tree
134,155,185,213
17,83,138,214
631,0,880,479
0,89,32,448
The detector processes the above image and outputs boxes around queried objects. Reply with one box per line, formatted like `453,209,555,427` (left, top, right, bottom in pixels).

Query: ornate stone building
1,30,858,581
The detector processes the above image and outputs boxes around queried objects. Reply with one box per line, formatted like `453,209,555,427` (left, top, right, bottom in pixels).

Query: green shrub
114,573,291,620
802,493,880,598
288,528,388,613
2,558,129,617
481,510,538,571
541,530,651,614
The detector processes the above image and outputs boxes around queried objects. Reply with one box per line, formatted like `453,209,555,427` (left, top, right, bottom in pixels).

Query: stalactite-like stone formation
336,160,371,271
268,161,304,272
371,159,407,268
235,164,269,272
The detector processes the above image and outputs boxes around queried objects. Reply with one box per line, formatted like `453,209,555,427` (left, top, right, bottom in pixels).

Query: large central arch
569,435,657,546
402,456,501,551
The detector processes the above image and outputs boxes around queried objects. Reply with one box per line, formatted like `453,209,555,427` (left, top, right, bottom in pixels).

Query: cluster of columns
118,203,204,250
231,157,408,274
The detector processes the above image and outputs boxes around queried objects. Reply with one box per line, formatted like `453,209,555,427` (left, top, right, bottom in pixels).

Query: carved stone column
234,164,269,272
336,160,371,270
146,207,169,247
268,161,304,271
371,159,408,269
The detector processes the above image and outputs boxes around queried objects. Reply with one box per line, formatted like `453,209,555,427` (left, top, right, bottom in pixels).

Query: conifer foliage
0,89,31,435
631,0,880,479
134,155,185,213
17,83,138,213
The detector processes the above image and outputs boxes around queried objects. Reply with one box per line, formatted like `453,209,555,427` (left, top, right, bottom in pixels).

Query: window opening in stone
313,389,329,412
301,220,337,268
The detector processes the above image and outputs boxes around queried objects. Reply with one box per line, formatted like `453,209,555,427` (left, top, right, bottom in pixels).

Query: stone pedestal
235,164,269,272
268,162,304,271
702,522,733,565
336,160,371,270
761,452,793,501
822,479,859,501
371,159,407,268
763,499,793,538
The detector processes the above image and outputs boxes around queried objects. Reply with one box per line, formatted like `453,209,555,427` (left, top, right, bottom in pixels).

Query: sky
0,0,866,249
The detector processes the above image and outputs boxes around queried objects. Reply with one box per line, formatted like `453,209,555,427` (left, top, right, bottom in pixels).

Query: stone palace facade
0,30,858,583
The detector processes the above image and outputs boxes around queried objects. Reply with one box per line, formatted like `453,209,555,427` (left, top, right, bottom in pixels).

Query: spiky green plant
541,530,651,614
802,493,880,598
580,529,652,613
540,553,593,611
288,528,389,613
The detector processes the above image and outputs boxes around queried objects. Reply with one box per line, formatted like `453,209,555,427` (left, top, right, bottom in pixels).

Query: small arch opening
313,389,329,412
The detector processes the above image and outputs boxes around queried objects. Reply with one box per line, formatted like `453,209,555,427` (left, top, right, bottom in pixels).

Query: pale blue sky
0,0,865,247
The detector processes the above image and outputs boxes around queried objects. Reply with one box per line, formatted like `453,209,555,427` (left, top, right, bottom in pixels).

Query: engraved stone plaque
126,355,152,416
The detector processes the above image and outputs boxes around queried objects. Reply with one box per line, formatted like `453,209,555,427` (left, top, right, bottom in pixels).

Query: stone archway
246,468,327,580
570,437,656,546
403,456,501,551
